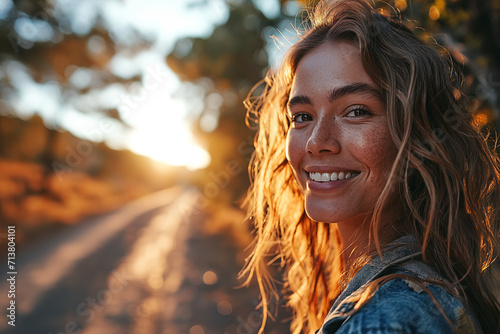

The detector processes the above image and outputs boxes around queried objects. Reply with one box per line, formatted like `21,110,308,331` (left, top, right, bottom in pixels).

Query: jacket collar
323,235,422,325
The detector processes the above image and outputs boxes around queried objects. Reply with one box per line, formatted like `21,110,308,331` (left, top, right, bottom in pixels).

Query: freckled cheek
369,140,397,177
353,132,396,177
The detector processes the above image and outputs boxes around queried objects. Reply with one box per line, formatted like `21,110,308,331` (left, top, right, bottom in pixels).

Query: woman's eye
346,106,371,118
291,113,313,123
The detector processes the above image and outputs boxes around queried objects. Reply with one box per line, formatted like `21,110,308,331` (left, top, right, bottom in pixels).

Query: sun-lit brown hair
241,0,500,333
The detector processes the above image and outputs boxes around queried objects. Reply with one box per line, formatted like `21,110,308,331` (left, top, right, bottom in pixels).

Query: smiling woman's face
286,41,398,228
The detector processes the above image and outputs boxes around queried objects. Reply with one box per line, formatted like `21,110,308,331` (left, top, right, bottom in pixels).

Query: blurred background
0,0,498,333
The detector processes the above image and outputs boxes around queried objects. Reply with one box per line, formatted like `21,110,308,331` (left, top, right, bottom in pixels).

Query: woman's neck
336,212,404,270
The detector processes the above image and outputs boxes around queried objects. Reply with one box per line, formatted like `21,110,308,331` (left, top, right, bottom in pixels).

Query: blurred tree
0,0,143,119
393,0,499,133
167,0,289,204
0,0,147,189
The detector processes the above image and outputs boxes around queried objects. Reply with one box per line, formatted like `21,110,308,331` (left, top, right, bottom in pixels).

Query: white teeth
309,171,359,182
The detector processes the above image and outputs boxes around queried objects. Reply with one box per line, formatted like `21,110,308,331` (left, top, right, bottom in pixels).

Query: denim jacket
316,236,480,334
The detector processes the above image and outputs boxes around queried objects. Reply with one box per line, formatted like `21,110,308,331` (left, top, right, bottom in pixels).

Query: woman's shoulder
319,264,480,333
318,237,482,333
337,277,476,333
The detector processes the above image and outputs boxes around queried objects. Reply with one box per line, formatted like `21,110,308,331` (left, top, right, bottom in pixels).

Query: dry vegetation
0,115,187,248
0,159,149,227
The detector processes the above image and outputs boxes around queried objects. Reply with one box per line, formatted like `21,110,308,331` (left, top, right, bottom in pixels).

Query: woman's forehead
289,41,375,98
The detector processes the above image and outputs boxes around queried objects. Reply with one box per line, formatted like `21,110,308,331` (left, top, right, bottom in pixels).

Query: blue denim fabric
316,236,480,333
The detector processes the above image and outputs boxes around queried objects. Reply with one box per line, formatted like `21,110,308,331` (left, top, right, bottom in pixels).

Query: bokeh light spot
473,112,489,130
88,35,106,54
395,0,407,11
217,300,233,315
435,0,446,11
189,325,205,334
147,274,164,289
429,6,440,20
202,270,218,285
199,109,219,132
69,68,92,90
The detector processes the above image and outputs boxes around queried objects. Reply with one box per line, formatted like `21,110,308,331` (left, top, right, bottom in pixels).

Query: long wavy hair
241,0,500,333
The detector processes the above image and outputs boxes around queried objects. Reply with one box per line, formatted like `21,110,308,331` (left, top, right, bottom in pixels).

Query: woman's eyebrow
287,95,312,110
329,83,382,102
287,82,382,111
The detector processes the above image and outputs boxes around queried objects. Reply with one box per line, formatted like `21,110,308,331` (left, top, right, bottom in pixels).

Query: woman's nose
305,117,341,155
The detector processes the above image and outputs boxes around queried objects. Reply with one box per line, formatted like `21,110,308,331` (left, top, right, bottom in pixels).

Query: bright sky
4,0,287,170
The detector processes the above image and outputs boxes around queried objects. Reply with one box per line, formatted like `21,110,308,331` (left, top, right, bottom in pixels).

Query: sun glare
127,116,210,170
112,56,211,171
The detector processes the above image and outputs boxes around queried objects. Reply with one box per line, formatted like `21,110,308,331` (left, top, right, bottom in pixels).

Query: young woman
241,0,500,333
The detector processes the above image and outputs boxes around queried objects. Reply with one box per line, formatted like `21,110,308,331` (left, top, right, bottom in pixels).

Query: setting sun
128,122,210,170
114,59,211,170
